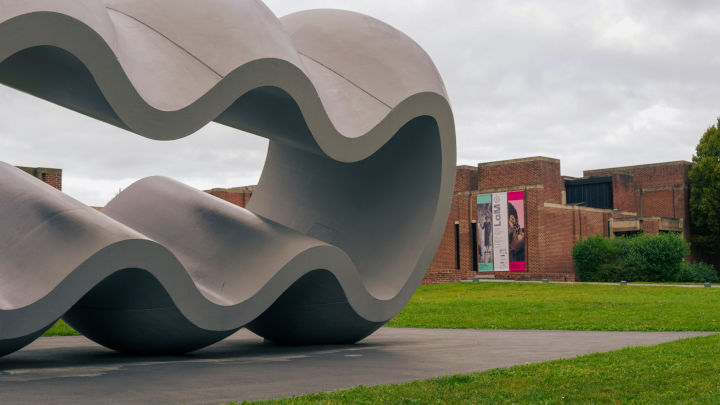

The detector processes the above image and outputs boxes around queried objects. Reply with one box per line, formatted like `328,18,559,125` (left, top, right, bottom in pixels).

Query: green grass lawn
43,281,720,336
387,282,720,331
233,334,720,404
43,319,80,336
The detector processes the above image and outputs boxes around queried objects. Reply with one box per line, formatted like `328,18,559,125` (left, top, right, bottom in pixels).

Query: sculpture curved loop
0,0,455,357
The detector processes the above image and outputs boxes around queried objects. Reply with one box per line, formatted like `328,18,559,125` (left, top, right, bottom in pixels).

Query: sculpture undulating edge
0,0,456,357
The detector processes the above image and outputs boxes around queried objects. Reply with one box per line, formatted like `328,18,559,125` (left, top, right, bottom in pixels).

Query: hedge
572,233,716,282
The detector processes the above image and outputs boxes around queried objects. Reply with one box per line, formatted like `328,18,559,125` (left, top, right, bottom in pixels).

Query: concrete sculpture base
0,0,455,357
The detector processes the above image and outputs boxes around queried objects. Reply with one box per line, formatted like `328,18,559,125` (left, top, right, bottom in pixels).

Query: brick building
206,186,255,207
17,166,62,190
203,157,691,284
423,157,691,283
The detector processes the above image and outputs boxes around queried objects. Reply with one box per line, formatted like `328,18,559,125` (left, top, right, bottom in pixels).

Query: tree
689,117,720,257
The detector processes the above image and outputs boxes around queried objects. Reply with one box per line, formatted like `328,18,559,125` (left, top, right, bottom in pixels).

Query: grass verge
43,319,80,337
232,334,720,404
387,282,720,331
42,281,720,336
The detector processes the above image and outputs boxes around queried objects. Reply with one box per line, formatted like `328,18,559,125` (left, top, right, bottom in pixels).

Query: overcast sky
1,0,719,206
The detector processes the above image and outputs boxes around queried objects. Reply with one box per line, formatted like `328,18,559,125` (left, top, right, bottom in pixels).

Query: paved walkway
0,328,712,405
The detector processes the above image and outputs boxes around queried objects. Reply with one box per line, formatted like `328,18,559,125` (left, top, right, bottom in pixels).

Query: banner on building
475,190,526,272
491,192,510,272
507,191,526,271
476,194,493,272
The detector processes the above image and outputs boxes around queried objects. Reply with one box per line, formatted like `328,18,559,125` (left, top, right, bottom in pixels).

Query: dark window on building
565,176,613,209
614,230,642,237
471,221,478,271
454,223,460,269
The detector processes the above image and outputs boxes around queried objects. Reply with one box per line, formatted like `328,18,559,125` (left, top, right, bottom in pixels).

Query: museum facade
425,157,691,283
23,157,692,284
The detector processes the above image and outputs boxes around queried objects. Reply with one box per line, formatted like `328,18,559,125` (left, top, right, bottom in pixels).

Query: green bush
571,235,619,282
573,233,690,282
622,233,690,281
596,261,626,283
676,262,719,283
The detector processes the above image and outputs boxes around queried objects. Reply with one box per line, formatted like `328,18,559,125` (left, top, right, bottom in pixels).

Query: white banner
491,192,510,271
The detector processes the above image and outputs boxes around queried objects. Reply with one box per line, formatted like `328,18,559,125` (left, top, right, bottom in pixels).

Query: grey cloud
1,0,719,204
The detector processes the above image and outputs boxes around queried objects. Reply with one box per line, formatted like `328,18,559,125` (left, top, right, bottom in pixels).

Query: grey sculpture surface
0,0,455,357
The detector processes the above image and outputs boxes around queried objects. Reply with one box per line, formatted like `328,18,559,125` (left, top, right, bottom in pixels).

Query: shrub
573,233,690,282
596,261,626,283
622,233,690,282
572,235,619,282
676,262,719,283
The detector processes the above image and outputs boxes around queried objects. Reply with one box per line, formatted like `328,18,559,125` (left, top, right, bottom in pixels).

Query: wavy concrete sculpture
0,0,455,357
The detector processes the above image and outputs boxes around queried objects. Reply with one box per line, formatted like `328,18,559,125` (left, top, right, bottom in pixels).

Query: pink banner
507,191,526,271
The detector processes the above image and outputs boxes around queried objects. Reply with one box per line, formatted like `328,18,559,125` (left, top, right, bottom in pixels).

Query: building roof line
478,156,559,167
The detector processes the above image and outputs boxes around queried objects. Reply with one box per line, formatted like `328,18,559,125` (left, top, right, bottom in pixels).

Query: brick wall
585,161,691,238
205,186,254,208
641,190,675,218
640,218,661,234
502,204,609,282
525,188,541,275
425,188,479,284
611,174,634,212
585,161,690,188
17,166,62,190
424,158,565,284
537,205,576,280
481,158,563,281
477,157,559,191
455,165,478,192
427,216,458,274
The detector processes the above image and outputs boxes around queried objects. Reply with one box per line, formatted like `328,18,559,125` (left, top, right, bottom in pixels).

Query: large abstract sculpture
0,0,455,357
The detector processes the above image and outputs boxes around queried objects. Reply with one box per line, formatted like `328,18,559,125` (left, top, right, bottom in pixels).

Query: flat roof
16,166,62,175
477,156,559,167
206,185,256,193
584,160,691,175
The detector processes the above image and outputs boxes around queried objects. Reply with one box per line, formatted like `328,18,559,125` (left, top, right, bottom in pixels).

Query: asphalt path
0,328,712,405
